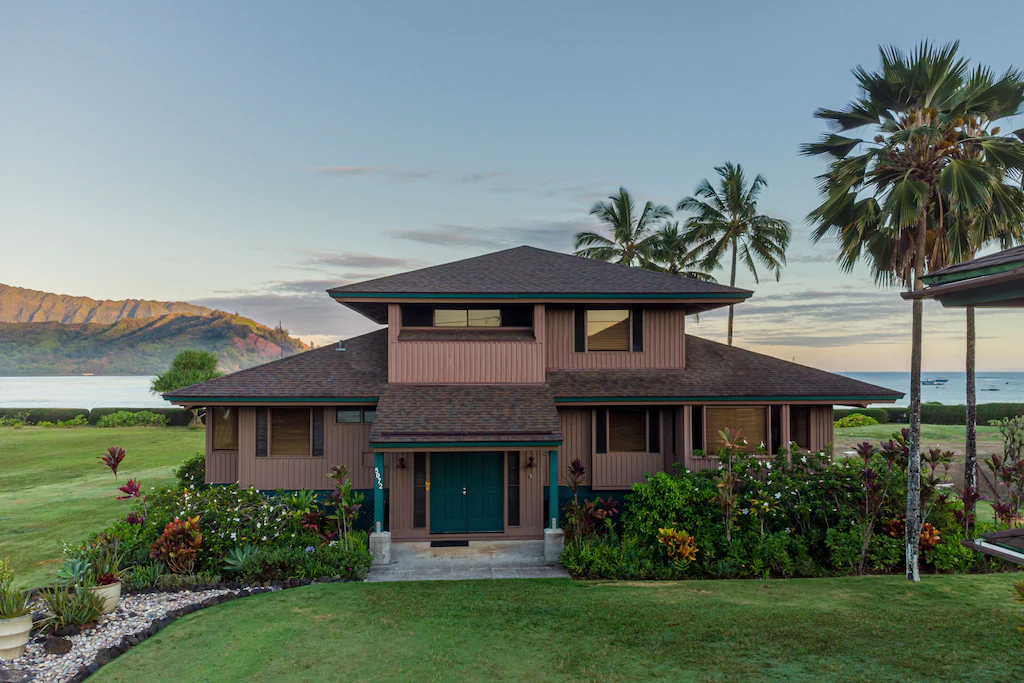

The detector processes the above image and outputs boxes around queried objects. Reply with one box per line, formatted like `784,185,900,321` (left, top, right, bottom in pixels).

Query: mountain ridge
0,284,311,376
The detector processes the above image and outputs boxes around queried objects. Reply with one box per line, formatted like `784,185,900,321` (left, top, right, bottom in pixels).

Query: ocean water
839,372,1024,407
0,373,1022,411
0,376,165,409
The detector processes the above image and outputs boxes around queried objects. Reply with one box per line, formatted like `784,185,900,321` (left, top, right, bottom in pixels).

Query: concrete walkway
366,540,571,582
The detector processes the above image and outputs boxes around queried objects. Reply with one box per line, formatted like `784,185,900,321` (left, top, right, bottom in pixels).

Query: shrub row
834,403,1024,425
0,407,190,426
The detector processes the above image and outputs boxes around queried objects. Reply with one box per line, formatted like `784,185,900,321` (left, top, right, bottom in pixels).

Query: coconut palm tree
678,162,791,345
802,40,1024,581
644,222,717,281
574,188,672,266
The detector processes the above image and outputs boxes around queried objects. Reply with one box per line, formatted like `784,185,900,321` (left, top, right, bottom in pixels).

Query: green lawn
835,423,1001,442
93,574,1023,682
0,426,203,588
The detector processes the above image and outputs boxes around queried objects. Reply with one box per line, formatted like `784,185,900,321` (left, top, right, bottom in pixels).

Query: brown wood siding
388,303,546,383
809,405,834,452
389,452,414,532
545,306,685,370
558,408,592,486
592,453,663,489
521,448,547,530
206,451,238,484
238,408,374,491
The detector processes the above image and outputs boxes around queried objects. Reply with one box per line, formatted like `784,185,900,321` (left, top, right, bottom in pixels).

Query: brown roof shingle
328,246,751,298
370,385,562,444
163,329,387,400
547,335,903,401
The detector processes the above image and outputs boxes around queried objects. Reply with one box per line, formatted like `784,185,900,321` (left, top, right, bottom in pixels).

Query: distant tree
574,188,672,266
151,350,223,428
802,40,1024,581
678,162,791,345
644,222,717,281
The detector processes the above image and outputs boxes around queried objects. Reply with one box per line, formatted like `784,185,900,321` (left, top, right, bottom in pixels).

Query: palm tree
645,222,717,281
802,40,1024,581
574,188,672,266
678,162,791,345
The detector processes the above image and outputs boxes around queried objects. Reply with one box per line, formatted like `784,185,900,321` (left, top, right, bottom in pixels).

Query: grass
92,574,1023,682
835,423,1000,442
0,426,203,588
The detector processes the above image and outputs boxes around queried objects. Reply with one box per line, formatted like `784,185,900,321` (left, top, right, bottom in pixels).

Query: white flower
774,492,781,499
741,508,750,515
766,462,772,470
800,455,807,463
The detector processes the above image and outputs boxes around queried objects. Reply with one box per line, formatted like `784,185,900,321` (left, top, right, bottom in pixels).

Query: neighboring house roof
906,246,1024,308
547,336,903,403
962,529,1024,566
162,329,387,401
164,329,901,405
327,246,752,323
370,385,563,447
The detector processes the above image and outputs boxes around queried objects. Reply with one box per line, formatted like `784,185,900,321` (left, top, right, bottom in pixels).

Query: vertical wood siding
206,451,239,484
809,405,834,452
558,408,592,486
592,453,663,489
520,448,547,529
544,307,685,369
238,408,374,490
389,452,414,532
388,304,547,383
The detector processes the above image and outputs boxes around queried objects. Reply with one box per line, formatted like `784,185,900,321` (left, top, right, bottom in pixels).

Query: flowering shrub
562,427,1007,580
174,452,207,490
151,516,203,574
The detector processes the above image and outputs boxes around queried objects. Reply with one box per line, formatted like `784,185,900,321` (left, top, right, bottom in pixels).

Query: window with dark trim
413,453,426,528
609,408,646,452
790,406,811,450
270,408,312,457
211,407,238,450
507,452,520,527
704,406,767,454
401,304,532,328
647,408,660,453
336,407,375,423
434,309,501,327
595,408,608,453
770,405,782,455
691,406,704,454
586,309,630,351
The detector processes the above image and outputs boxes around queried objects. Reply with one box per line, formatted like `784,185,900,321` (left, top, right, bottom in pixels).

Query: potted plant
0,575,32,661
90,544,125,614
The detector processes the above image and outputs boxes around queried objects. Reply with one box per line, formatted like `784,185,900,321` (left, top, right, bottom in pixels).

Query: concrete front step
365,540,571,582
365,565,570,582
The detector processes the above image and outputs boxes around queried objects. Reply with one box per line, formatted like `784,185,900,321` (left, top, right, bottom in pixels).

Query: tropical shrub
0,567,30,619
241,535,371,582
123,563,166,590
0,412,29,428
151,516,203,574
835,413,879,428
152,572,222,591
37,414,89,428
175,453,207,490
38,582,105,632
224,544,259,574
833,408,889,424
96,410,169,428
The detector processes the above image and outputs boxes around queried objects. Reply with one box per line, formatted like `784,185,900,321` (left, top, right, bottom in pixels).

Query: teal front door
430,452,504,533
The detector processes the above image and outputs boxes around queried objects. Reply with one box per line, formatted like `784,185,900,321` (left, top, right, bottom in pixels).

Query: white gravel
4,589,235,683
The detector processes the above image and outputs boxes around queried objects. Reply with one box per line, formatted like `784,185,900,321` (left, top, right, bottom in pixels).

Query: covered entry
430,452,504,533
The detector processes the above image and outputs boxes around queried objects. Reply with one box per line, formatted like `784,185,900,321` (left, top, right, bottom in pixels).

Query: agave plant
56,557,93,586
223,544,259,574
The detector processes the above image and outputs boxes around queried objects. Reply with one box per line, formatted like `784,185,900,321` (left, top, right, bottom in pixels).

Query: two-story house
165,246,902,563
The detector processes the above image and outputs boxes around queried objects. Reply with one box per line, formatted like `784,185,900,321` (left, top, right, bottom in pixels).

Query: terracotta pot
0,614,32,661
91,581,122,615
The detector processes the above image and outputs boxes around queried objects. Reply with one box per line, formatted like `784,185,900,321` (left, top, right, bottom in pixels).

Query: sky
2,1,1024,372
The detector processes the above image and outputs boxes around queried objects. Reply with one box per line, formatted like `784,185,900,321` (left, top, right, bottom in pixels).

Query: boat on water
922,376,949,385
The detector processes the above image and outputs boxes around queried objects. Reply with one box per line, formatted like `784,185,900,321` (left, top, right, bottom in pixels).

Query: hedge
89,407,193,427
0,408,90,424
835,403,1024,425
0,407,192,426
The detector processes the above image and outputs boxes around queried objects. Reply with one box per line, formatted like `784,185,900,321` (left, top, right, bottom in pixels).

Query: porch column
543,448,564,564
369,451,391,565
548,449,559,529
373,451,384,532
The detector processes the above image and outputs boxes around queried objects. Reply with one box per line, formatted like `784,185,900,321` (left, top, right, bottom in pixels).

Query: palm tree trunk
905,213,926,583
727,239,738,346
965,305,977,514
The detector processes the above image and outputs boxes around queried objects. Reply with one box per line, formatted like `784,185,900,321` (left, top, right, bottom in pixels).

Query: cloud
459,171,504,184
388,219,591,251
294,250,419,271
310,166,384,175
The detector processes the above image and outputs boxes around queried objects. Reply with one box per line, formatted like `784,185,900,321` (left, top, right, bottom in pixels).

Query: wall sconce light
526,455,536,469
397,456,407,469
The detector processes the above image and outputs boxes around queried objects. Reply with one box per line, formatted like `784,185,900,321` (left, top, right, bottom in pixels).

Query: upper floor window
336,407,375,423
586,309,630,351
595,407,660,454
434,309,501,327
211,407,238,450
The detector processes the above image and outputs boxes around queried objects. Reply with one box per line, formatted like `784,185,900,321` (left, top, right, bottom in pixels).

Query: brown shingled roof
328,246,751,297
547,336,903,402
370,385,562,445
163,329,387,400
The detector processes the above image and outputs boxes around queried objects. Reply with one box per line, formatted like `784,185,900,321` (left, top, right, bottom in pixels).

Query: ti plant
983,416,1024,528
99,446,127,480
855,441,897,574
327,466,364,550
713,428,746,543
566,458,586,504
